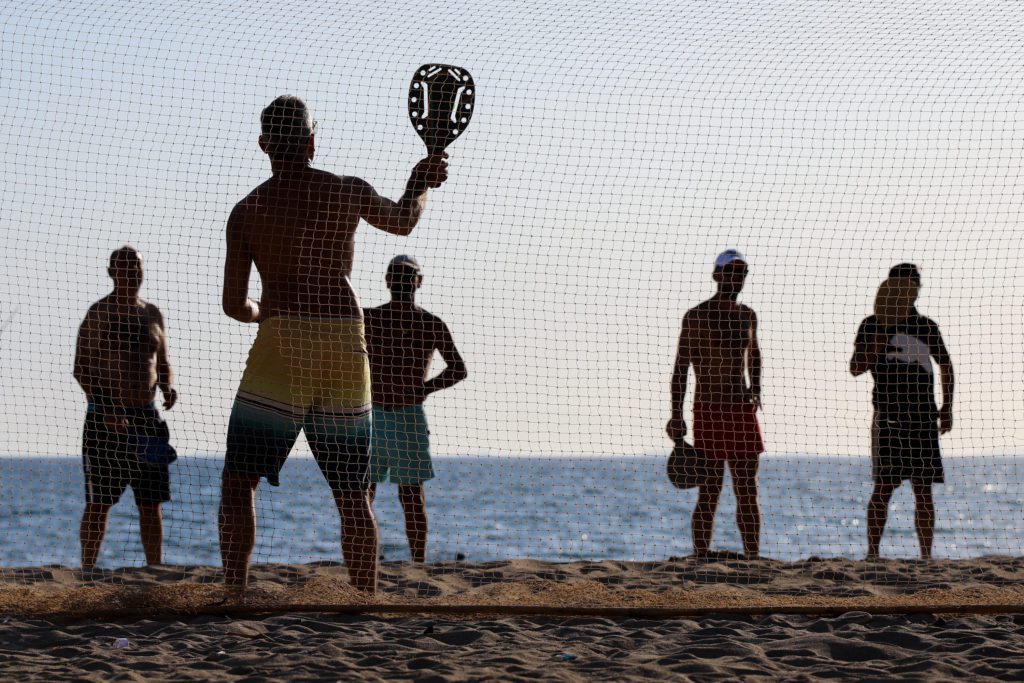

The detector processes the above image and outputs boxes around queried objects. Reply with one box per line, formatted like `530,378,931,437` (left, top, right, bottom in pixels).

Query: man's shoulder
907,313,945,340
416,307,443,323
81,298,116,330
312,170,368,197
908,311,940,328
235,170,351,202
393,306,443,326
142,300,165,321
858,314,879,328
86,297,113,316
235,177,275,207
685,300,711,316
685,299,754,316
363,304,386,319
309,167,352,186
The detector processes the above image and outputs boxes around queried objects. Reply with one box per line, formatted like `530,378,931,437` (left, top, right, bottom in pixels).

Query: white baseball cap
387,255,421,273
714,249,747,270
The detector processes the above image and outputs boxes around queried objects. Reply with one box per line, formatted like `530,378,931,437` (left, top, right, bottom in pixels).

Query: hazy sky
2,0,1023,457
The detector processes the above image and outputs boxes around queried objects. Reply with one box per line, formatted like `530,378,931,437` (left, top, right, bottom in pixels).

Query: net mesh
3,0,1024,614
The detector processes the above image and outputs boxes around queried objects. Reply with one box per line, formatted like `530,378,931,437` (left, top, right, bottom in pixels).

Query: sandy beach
2,556,1024,679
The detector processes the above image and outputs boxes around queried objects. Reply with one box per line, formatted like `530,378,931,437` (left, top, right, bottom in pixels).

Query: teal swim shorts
371,404,434,485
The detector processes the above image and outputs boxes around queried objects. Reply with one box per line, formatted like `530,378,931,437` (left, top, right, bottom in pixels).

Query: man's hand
162,386,179,410
103,413,127,434
666,417,686,442
939,405,953,434
749,387,762,410
410,153,449,190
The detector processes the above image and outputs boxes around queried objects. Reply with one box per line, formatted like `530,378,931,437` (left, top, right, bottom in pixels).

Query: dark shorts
225,398,372,493
871,412,944,485
693,402,765,461
83,408,171,507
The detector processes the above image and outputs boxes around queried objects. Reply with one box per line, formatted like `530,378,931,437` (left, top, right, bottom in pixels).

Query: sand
2,556,1024,680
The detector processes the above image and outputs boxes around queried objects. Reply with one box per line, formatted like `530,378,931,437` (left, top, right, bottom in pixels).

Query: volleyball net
2,0,1024,614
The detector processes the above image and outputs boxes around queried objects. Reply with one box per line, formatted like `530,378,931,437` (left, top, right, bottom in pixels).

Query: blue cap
714,249,747,270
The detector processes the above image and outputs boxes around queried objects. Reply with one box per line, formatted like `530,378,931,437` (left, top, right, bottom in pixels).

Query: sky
1,0,1023,457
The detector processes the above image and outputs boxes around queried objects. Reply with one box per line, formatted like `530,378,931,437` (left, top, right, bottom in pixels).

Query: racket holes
417,124,424,130
452,129,459,135
411,112,419,118
420,69,426,75
411,97,418,103
461,117,467,123
465,104,472,110
466,89,473,95
462,74,469,81
413,83,420,89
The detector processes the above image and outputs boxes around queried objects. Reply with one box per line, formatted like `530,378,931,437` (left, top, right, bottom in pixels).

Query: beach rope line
26,601,1024,623
3,0,1024,615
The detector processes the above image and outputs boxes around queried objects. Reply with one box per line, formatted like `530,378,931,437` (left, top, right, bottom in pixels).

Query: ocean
1,455,1022,569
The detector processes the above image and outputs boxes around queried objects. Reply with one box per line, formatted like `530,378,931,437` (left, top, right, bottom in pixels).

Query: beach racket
667,439,709,490
873,277,915,327
408,64,475,153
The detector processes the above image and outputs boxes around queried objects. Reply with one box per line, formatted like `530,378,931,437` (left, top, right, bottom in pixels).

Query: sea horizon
2,455,1023,569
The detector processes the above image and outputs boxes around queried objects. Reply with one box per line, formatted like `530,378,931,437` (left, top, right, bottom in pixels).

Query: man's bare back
365,303,460,409
224,166,441,321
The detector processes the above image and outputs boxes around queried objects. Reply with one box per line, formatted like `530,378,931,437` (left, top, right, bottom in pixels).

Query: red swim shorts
693,402,765,461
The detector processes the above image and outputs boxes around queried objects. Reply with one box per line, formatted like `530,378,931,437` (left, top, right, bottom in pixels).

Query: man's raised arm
222,205,261,323
350,154,448,237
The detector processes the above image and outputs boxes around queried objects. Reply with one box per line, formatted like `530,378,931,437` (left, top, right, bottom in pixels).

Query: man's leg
133,460,171,566
692,460,724,558
911,481,935,560
398,484,427,563
866,482,897,560
81,502,111,569
729,458,761,559
219,470,260,588
137,503,163,565
334,490,379,593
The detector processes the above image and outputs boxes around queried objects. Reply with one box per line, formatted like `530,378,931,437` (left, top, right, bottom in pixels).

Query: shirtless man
365,255,467,562
221,96,447,592
667,249,764,559
74,246,178,569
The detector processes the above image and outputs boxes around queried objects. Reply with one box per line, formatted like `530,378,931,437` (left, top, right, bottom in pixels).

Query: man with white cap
667,249,764,559
364,255,467,562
